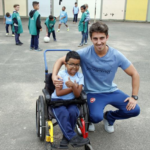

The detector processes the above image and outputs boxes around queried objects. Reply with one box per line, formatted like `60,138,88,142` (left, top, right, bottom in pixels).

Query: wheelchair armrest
42,88,51,103
80,90,87,100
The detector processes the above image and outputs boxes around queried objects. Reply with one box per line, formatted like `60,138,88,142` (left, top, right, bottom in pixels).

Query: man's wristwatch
132,95,138,100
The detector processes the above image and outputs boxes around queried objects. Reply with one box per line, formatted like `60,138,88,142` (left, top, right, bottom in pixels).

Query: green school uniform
28,11,40,35
78,12,87,33
12,12,23,34
45,17,56,32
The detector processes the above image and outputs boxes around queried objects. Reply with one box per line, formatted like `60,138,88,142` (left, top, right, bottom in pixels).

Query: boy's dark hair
13,4,19,8
6,12,10,17
49,15,53,20
89,21,109,37
32,1,39,7
63,6,66,9
75,2,77,4
81,5,86,10
65,51,80,62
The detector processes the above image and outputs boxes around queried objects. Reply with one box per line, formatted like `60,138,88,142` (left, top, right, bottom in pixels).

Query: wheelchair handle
44,49,71,74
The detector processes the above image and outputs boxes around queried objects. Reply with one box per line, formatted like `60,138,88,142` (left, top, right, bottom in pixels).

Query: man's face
75,4,77,7
62,7,65,11
91,32,109,53
15,6,20,11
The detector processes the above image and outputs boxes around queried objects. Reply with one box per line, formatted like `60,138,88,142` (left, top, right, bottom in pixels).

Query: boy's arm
3,18,5,24
65,77,82,98
36,15,42,31
56,85,73,96
45,25,48,36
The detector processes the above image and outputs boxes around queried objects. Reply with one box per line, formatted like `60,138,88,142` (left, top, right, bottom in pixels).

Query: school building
0,0,150,22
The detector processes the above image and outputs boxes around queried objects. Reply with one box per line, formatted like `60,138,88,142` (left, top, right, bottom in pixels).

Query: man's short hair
32,1,39,7
75,2,77,4
65,51,80,62
89,21,109,37
49,15,53,20
63,6,66,9
13,4,19,8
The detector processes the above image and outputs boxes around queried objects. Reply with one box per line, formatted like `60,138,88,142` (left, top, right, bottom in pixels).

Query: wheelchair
36,50,94,150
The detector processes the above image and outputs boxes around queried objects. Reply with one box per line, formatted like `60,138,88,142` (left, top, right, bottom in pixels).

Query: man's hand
53,75,63,87
65,77,74,88
40,28,42,31
124,97,137,111
74,80,79,88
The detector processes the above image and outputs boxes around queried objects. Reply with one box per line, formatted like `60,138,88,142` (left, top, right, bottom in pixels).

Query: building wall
4,0,27,16
28,0,51,17
102,0,126,20
78,0,101,19
125,0,148,21
0,0,3,16
54,0,77,18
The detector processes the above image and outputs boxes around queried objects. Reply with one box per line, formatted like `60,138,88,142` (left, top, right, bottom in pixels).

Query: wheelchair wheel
36,99,40,137
85,144,94,150
37,95,46,141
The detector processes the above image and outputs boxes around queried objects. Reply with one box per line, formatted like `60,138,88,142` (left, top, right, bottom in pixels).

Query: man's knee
132,104,140,117
90,113,103,123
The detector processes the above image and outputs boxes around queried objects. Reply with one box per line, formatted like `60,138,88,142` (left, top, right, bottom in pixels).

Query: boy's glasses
67,63,80,68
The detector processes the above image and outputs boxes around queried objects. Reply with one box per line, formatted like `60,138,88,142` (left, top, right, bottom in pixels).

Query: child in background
57,6,69,32
84,4,90,40
3,12,14,36
51,51,89,147
28,1,42,51
73,2,79,23
12,4,23,46
45,15,57,41
78,5,87,47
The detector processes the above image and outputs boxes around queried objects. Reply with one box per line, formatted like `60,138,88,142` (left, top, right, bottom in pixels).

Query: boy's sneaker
70,135,89,146
16,43,22,46
103,112,114,133
34,48,42,51
6,33,9,36
88,123,95,132
54,39,57,42
78,44,83,47
30,47,34,50
84,43,88,45
57,29,60,32
19,42,23,45
60,135,69,147
12,34,15,37
67,28,69,31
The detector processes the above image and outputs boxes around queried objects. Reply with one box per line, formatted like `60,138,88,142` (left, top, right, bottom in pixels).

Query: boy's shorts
59,21,67,25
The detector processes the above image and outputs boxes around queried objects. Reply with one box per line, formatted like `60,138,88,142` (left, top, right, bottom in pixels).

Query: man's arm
124,64,140,95
52,56,66,85
124,64,140,111
3,18,6,24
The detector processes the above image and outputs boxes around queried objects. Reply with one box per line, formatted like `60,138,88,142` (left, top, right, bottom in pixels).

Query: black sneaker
16,43,22,46
19,42,23,44
70,135,89,147
60,135,69,148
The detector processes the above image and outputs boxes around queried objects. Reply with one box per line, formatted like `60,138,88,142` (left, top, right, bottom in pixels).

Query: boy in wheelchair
51,51,89,147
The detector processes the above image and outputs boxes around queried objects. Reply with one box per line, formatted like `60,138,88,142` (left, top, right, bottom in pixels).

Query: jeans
14,26,20,44
73,14,78,22
30,30,39,49
81,31,87,45
6,24,14,34
48,30,56,40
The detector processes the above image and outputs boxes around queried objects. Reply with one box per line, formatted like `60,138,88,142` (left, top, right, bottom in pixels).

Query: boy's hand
74,80,79,88
65,77,74,88
46,33,48,37
40,28,42,31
